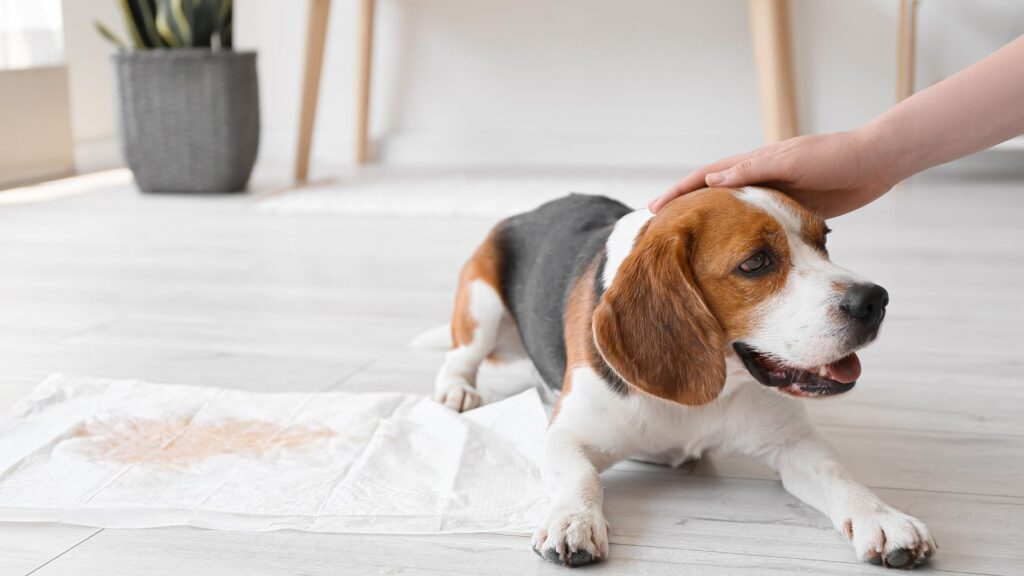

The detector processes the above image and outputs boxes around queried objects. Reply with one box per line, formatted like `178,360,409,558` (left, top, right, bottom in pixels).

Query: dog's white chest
556,364,762,463
619,379,742,459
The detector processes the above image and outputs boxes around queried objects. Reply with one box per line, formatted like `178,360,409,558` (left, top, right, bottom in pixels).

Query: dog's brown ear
593,232,726,406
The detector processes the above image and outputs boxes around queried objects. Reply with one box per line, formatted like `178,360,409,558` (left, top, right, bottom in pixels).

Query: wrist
852,122,904,191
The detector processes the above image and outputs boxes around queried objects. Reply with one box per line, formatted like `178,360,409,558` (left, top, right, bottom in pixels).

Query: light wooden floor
1,170,1021,575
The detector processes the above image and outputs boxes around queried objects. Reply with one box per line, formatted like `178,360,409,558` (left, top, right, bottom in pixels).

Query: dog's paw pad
568,550,595,566
884,548,912,568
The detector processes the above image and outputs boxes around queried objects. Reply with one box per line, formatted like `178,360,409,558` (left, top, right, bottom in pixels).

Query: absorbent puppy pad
0,375,549,534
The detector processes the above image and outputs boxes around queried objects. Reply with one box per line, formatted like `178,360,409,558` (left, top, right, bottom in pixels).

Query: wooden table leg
749,0,798,143
354,0,376,164
897,0,918,102
294,0,332,183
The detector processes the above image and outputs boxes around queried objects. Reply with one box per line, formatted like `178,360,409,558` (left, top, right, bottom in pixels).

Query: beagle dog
433,187,936,569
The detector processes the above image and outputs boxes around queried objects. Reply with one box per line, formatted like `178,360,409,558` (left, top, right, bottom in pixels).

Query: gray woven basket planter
113,49,259,193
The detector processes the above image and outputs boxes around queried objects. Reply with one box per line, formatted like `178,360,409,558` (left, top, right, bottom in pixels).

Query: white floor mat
0,375,549,534
257,173,676,218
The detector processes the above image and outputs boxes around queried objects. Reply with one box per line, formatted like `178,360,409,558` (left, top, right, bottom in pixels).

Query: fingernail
706,172,724,185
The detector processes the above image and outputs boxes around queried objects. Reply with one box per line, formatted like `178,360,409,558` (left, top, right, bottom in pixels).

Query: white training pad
0,375,549,534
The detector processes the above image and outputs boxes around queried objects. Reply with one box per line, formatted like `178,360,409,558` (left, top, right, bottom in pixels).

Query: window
0,0,64,70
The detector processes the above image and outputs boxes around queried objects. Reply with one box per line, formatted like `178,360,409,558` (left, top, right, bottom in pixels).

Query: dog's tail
409,323,453,350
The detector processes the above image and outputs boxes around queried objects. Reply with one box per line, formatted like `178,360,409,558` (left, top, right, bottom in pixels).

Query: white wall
65,0,1024,173
237,0,765,169
793,0,1024,136
61,0,122,172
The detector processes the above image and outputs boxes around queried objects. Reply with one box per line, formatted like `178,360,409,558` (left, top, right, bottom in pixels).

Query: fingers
705,153,787,188
649,150,763,213
648,171,706,212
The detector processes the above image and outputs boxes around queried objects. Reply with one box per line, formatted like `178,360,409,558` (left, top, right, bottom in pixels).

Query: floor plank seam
613,468,1024,501
58,313,127,342
23,528,103,576
704,473,1024,501
818,422,1024,440
606,540,993,575
324,359,378,391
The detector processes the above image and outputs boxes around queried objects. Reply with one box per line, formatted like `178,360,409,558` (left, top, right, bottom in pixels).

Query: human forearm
864,35,1024,185
653,36,1024,217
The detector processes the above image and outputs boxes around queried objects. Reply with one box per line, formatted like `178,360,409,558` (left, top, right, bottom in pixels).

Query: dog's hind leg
434,234,518,412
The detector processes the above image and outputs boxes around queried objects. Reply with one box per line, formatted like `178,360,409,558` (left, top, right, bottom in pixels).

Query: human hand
649,129,897,219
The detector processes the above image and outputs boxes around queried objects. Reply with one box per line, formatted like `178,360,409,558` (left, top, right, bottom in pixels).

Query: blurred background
3,0,1023,187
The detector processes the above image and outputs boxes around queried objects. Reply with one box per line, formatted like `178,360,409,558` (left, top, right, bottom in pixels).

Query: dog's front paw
531,504,609,567
433,378,482,413
842,505,936,568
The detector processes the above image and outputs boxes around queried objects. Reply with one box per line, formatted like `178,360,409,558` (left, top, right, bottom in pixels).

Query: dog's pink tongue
826,353,861,383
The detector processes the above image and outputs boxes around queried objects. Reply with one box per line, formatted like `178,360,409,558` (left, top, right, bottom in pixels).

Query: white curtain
0,0,64,70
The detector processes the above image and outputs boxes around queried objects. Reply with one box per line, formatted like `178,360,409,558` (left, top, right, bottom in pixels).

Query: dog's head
593,186,887,405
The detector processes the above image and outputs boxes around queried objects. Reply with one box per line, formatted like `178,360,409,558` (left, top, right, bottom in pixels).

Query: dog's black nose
840,283,889,331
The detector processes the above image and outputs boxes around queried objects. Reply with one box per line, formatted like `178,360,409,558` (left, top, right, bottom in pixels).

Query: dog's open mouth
733,343,860,397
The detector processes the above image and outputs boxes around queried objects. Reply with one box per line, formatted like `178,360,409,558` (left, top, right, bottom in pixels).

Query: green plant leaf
129,0,229,49
155,0,187,47
191,0,214,48
94,20,126,48
155,10,179,46
116,0,147,48
114,0,168,48
171,0,194,45
218,0,232,48
135,0,168,48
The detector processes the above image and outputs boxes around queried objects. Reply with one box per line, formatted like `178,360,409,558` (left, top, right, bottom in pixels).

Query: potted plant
96,0,258,193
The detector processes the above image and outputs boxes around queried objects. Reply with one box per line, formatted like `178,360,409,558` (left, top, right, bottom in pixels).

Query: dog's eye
739,251,772,274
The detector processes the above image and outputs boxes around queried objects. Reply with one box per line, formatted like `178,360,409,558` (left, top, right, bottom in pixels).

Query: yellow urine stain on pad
71,417,335,467
0,375,549,533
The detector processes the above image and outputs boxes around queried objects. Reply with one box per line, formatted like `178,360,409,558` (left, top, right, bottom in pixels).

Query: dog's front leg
532,426,615,567
774,430,937,568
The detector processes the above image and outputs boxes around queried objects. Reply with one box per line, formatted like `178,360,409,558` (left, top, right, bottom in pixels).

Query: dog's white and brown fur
433,187,936,569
